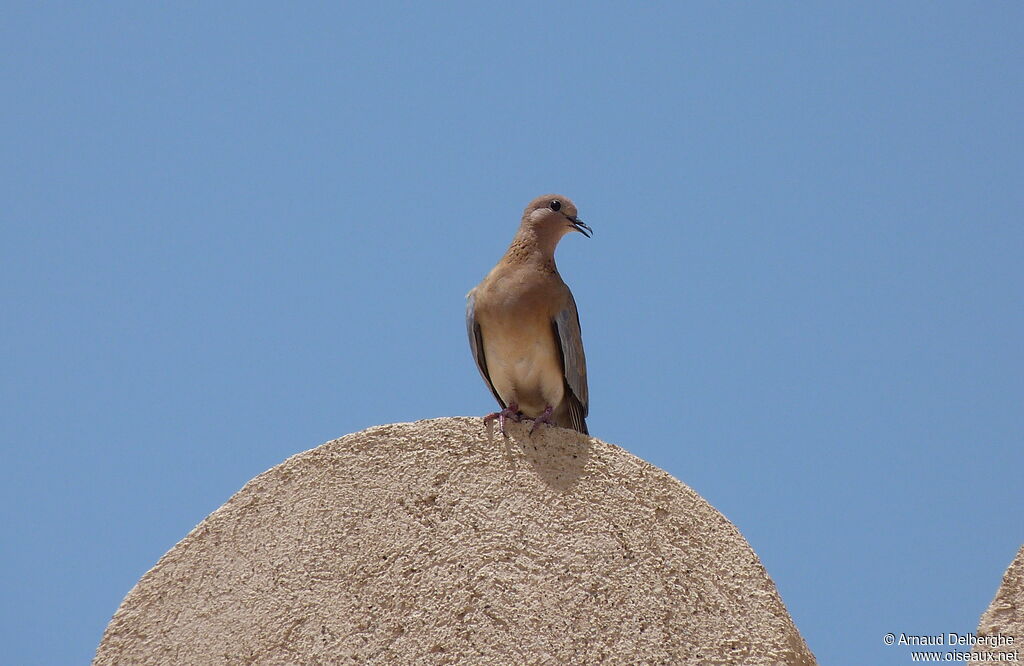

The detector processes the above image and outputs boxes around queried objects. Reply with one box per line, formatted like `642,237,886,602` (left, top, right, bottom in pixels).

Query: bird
466,194,592,435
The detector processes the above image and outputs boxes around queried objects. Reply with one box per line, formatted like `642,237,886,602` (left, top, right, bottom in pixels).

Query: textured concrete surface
95,417,816,665
976,545,1024,647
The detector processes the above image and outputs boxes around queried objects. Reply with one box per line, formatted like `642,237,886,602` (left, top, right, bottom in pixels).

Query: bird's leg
484,402,522,436
529,405,555,434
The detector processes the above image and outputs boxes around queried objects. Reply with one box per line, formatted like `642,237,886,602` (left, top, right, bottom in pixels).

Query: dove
466,194,591,435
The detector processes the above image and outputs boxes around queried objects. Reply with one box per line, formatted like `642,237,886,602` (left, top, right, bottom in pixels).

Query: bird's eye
549,200,562,211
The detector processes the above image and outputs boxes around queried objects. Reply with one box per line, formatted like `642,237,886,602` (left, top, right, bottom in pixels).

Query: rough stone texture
96,417,815,665
976,545,1024,649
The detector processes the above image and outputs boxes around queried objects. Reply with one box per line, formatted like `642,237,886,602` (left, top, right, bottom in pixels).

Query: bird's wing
466,289,505,409
553,290,589,431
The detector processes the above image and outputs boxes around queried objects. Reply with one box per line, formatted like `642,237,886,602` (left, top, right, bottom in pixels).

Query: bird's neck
504,225,560,270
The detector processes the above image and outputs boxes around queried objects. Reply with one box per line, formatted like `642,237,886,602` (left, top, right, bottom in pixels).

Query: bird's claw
529,405,555,434
484,402,522,436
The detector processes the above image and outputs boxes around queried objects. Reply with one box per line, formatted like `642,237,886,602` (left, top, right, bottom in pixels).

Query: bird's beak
568,215,593,238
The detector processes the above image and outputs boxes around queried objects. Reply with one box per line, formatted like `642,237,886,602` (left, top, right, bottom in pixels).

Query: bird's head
521,194,593,240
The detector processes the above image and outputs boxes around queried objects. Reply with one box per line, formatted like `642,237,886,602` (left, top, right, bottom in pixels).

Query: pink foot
529,405,555,434
484,402,522,436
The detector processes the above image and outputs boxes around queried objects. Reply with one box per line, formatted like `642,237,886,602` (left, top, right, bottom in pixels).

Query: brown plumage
466,194,591,434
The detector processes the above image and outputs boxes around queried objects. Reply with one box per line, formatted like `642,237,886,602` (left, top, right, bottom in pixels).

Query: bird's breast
477,304,565,417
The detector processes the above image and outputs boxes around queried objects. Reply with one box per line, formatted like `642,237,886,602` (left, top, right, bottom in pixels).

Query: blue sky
2,3,1021,664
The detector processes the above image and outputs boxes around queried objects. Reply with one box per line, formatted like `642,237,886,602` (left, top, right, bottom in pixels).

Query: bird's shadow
486,420,592,493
